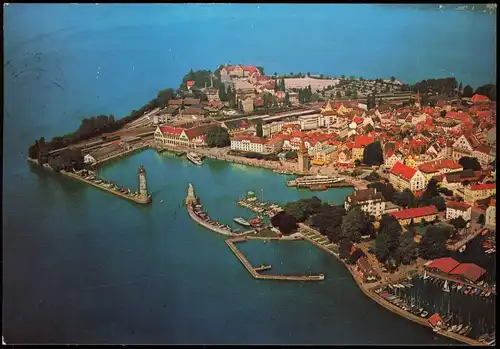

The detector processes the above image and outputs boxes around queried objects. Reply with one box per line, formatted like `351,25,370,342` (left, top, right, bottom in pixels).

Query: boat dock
254,264,272,272
27,158,151,204
447,228,488,252
226,237,325,282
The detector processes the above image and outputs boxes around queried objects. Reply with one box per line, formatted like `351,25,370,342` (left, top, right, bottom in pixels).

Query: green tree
310,203,346,242
341,206,369,242
363,141,383,166
285,151,298,160
463,84,474,98
419,225,450,259
256,121,263,137
354,159,361,167
458,156,482,171
284,92,290,107
367,182,395,202
336,91,342,99
339,238,354,260
390,76,396,82
341,74,345,79
256,66,265,75
478,214,485,225
270,211,297,235
205,126,230,148
374,214,403,263
307,72,311,77
450,216,467,231
393,189,415,208
350,75,356,80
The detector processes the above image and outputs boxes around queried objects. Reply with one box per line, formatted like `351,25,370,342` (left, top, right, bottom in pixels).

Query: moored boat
186,152,203,166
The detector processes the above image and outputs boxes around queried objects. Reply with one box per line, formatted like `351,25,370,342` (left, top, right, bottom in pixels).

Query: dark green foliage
256,66,265,75
450,216,467,230
462,84,474,98
429,196,446,211
218,84,228,101
393,189,416,208
411,77,457,96
309,203,346,243
354,159,361,167
205,126,230,148
339,238,353,261
341,206,371,243
180,69,217,90
270,211,297,235
256,121,263,137
419,225,451,259
367,182,395,202
285,151,298,160
284,196,323,223
474,84,496,101
478,214,485,225
363,141,383,166
459,156,481,171
374,214,404,264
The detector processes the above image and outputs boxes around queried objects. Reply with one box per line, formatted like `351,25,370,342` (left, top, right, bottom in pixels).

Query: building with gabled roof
390,205,438,225
425,257,460,274
389,161,427,193
154,123,216,149
461,183,496,205
446,200,472,221
448,263,486,283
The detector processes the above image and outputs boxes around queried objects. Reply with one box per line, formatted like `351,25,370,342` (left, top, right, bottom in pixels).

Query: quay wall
225,238,324,282
298,222,485,346
62,171,151,204
27,157,150,204
186,203,255,237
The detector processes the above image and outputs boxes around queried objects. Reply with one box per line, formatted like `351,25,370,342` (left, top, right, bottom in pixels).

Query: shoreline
299,223,486,346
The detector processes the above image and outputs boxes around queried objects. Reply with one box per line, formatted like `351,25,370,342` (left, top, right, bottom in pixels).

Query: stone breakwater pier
27,157,152,205
225,237,325,282
185,183,255,237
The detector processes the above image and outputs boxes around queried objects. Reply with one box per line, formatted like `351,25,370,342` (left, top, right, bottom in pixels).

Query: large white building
445,201,472,222
154,124,215,148
298,114,320,131
230,135,283,154
262,121,284,137
344,188,386,219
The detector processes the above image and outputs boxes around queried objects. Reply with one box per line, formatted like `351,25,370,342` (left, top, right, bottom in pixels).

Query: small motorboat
448,325,458,332
420,311,429,318
454,324,463,333
160,200,164,203
485,291,491,297
464,327,472,336
452,283,458,290
475,289,482,296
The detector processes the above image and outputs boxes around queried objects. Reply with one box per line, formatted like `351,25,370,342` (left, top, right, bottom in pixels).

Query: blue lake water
3,4,495,344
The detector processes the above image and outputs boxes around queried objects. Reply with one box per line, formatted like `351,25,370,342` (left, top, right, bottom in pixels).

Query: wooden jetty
254,265,272,272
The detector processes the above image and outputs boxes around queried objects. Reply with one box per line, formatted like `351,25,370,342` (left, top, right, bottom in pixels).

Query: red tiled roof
470,183,495,191
418,159,462,173
474,144,490,154
160,126,183,135
390,162,416,181
184,124,216,140
354,135,374,148
449,263,486,282
390,205,438,220
446,201,472,211
232,135,266,144
471,94,489,102
426,257,460,274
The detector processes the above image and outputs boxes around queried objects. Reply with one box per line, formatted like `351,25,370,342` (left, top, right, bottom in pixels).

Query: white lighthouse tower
138,165,149,200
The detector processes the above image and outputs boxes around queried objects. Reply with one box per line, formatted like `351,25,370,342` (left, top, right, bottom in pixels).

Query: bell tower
297,138,310,173
415,91,421,109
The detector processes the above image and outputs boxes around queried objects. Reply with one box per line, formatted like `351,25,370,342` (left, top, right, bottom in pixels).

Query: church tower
415,91,421,109
297,138,310,173
138,165,149,199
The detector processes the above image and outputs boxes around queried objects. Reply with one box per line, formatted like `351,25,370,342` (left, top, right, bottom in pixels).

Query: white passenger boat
287,175,345,188
186,152,203,166
233,217,251,227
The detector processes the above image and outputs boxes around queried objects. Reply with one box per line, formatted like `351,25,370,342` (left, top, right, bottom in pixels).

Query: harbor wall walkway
225,238,324,282
27,157,151,204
